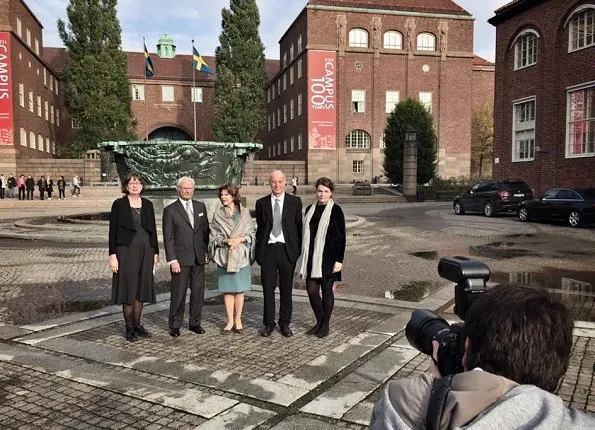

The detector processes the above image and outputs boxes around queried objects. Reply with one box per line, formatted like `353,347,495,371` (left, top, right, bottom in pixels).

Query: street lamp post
403,127,418,201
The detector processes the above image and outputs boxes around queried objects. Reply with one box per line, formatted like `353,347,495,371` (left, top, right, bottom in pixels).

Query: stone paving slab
195,403,276,430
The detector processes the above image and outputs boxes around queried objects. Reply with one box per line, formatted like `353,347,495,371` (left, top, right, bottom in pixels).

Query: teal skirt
217,265,252,293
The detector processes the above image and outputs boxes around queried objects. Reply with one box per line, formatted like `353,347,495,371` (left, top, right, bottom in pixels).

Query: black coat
162,199,210,266
25,177,35,191
305,203,346,281
255,193,303,265
108,196,159,256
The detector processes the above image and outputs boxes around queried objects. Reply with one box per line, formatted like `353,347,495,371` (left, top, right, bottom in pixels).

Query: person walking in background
296,177,346,338
0,173,5,199
255,170,303,338
37,175,47,200
7,173,16,199
17,175,25,200
46,176,54,200
209,184,255,334
291,176,298,195
108,173,159,342
162,176,210,338
25,175,35,200
57,176,66,200
72,175,81,197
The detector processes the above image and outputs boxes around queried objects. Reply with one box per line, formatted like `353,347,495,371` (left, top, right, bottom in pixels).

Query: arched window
383,31,403,49
514,29,539,69
345,130,371,149
567,5,595,51
349,28,369,48
417,32,436,51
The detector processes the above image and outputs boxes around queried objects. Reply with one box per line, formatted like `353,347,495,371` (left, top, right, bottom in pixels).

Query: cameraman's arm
429,340,442,378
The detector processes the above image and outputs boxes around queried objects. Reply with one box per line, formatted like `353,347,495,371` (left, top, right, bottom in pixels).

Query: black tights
306,279,334,336
123,300,144,330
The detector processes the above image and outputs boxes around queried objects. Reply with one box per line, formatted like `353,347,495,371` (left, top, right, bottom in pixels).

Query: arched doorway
148,126,192,141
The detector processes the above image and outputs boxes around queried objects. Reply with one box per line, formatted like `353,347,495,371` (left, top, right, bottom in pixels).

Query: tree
383,99,437,185
57,0,136,157
471,104,494,178
213,0,267,142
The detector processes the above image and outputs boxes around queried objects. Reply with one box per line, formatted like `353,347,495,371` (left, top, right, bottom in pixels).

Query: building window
349,28,368,48
56,109,60,127
277,108,281,125
37,96,41,116
290,136,295,152
568,6,595,52
417,33,436,51
52,140,56,155
71,119,81,129
272,145,276,157
55,82,59,95
19,83,24,107
50,76,53,92
34,38,39,55
283,104,287,123
567,85,594,157
37,134,43,151
29,131,35,148
419,92,432,113
353,160,364,174
192,87,203,103
386,91,400,113
283,73,287,90
44,101,48,120
289,43,294,62
50,105,54,124
514,30,538,70
380,133,386,149
283,139,288,154
298,133,303,150
28,90,33,112
131,84,145,101
277,142,281,155
512,98,536,161
352,90,365,113
277,79,280,94
345,129,371,149
161,85,174,102
297,92,303,116
26,28,31,46
289,66,294,85
297,59,302,79
290,98,295,120
43,68,47,86
268,115,271,132
283,51,288,67
20,128,26,146
272,112,276,129
383,31,403,49
297,34,303,52
16,17,22,37
45,137,50,153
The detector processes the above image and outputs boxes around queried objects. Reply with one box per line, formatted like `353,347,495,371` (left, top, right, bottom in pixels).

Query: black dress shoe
125,328,138,342
306,324,321,335
260,325,275,337
316,326,329,338
280,326,294,338
134,325,151,337
169,328,181,338
189,325,205,334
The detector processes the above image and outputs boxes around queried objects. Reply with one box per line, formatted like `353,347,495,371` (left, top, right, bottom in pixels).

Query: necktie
272,198,282,237
186,201,194,228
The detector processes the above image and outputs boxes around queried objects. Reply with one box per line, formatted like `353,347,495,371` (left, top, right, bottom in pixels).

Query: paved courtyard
0,197,593,428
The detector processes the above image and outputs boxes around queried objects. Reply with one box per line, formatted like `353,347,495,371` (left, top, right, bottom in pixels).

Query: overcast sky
28,0,508,62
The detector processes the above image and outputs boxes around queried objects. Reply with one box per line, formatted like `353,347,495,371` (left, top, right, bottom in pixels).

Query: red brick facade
262,0,495,184
489,0,595,193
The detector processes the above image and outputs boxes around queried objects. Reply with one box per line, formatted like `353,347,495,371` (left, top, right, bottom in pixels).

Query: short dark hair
218,183,241,205
315,177,334,192
464,284,573,392
121,173,146,194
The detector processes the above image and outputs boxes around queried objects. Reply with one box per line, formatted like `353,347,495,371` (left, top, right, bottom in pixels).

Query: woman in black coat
296,177,346,338
108,173,159,341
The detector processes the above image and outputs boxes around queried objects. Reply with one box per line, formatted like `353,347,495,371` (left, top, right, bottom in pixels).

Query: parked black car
518,188,595,228
453,180,533,217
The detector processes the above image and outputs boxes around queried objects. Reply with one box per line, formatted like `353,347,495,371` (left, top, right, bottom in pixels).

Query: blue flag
144,43,154,78
193,47,214,74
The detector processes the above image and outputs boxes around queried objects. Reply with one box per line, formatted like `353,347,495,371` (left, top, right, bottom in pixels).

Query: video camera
405,256,491,376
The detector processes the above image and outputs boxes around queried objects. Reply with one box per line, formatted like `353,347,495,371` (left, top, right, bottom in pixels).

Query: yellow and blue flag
193,47,214,74
144,44,155,78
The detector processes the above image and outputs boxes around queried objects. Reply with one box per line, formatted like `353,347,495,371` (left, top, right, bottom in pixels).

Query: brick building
262,0,495,184
489,0,595,193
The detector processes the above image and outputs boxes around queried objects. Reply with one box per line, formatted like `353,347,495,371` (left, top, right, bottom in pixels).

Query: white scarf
297,199,334,279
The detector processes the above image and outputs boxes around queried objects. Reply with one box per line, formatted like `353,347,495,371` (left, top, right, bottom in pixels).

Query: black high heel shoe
125,328,138,342
134,325,151,337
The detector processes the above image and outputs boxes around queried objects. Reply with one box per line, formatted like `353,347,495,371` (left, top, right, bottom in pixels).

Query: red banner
307,51,336,149
0,32,13,145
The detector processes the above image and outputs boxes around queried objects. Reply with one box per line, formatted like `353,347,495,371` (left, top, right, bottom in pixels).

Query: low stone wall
243,160,307,186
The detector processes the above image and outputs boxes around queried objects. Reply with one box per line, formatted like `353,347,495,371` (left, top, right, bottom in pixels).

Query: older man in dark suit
255,170,303,337
163,176,210,337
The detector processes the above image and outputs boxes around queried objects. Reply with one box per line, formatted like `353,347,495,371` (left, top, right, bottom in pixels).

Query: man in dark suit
163,176,210,337
255,170,303,337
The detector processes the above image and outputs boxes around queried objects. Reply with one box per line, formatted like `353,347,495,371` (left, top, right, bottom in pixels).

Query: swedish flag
144,44,154,78
193,47,214,74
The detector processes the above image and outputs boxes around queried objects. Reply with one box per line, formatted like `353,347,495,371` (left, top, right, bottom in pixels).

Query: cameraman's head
463,284,573,392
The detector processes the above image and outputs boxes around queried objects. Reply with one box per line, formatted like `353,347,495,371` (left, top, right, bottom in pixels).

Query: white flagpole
192,39,197,142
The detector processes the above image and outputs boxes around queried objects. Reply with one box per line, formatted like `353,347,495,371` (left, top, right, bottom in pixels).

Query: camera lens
405,309,451,355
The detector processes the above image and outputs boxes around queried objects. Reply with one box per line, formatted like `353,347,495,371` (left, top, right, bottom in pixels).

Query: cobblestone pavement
0,201,593,427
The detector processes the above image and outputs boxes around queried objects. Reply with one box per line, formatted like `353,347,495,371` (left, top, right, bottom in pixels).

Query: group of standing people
107,170,346,342
0,173,77,200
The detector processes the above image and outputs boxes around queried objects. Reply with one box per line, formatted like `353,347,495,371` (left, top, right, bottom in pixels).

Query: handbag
249,240,257,265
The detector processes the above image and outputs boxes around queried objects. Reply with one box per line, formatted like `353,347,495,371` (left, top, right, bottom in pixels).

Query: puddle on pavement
385,280,442,302
504,233,536,238
411,242,538,260
492,269,594,322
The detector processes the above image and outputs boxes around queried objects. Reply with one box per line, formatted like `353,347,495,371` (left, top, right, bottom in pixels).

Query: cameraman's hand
429,340,442,378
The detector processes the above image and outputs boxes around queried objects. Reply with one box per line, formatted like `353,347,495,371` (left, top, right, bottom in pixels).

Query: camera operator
370,284,594,429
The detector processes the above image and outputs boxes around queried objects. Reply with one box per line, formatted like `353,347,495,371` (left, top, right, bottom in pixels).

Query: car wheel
454,201,465,215
568,210,581,228
484,201,495,217
518,207,530,222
